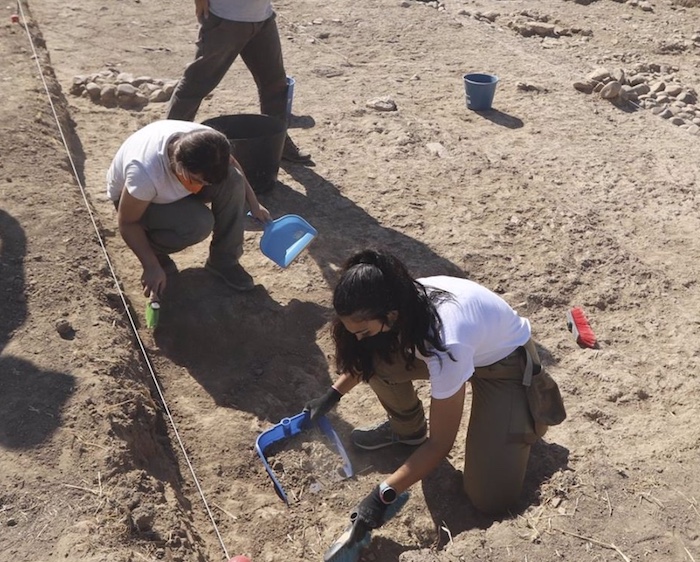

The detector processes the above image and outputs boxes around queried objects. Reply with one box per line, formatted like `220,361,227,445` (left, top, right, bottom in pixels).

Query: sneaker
205,260,255,292
156,254,178,275
351,420,427,451
281,135,312,164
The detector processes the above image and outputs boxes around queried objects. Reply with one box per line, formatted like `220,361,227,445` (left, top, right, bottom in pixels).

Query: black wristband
326,386,343,404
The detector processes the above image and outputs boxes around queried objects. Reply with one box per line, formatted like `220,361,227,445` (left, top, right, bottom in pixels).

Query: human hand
249,203,272,225
141,264,166,299
195,0,209,20
351,486,388,531
303,387,342,422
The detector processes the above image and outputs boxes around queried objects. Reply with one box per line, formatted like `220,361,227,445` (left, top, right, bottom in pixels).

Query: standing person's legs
167,15,254,121
140,197,214,254
240,13,312,163
239,14,288,122
463,347,537,515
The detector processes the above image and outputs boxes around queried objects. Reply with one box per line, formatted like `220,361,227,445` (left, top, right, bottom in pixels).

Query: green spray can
146,299,160,329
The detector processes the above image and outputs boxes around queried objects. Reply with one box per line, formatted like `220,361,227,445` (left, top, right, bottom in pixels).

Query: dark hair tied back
332,249,453,381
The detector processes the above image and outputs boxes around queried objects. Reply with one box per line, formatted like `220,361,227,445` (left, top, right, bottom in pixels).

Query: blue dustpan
255,214,317,268
255,410,354,505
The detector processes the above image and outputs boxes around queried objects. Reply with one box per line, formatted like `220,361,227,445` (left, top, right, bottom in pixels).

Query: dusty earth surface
2,0,700,561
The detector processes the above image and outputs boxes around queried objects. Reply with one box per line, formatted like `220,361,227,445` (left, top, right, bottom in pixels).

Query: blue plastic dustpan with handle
255,410,353,505
259,214,317,268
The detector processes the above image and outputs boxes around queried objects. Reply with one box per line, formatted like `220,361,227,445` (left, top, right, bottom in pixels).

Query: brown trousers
370,340,542,514
114,164,247,264
166,13,288,123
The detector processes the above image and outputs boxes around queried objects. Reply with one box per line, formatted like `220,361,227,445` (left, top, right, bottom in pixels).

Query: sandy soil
2,0,700,561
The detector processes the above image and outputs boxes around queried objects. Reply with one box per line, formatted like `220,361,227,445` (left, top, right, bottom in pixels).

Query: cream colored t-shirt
416,276,531,400
209,0,273,22
106,120,209,204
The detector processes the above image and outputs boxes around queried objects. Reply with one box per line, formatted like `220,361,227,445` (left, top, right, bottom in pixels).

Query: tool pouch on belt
521,340,566,436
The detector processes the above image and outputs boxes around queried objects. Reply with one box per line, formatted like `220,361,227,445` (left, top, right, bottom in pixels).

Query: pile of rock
574,64,700,135
624,0,654,13
457,9,594,38
506,11,593,38
69,69,178,110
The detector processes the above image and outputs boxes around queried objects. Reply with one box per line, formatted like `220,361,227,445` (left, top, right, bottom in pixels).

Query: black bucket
202,114,286,195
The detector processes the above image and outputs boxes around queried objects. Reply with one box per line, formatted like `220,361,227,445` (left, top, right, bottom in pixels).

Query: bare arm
384,384,466,493
117,188,166,298
195,0,209,19
332,372,362,395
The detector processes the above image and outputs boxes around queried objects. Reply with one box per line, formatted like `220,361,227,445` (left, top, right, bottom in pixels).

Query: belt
519,342,542,387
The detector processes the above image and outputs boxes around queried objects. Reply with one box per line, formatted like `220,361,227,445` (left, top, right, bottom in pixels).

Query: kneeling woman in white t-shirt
305,248,561,532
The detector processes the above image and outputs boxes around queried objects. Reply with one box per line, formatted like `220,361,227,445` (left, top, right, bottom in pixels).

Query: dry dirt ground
2,0,700,561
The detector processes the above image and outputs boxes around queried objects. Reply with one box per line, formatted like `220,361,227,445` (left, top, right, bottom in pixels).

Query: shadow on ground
269,164,466,285
152,267,333,423
0,210,75,449
152,162,467,428
421,438,570,548
473,108,524,129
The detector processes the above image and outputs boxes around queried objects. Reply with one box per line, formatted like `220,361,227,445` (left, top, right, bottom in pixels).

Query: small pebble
366,97,397,111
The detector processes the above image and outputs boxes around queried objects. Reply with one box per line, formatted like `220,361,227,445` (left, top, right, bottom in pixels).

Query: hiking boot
281,135,312,164
205,260,255,292
351,420,427,451
156,254,178,275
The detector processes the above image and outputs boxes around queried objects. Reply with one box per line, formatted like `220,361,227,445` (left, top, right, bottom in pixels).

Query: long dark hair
332,249,453,381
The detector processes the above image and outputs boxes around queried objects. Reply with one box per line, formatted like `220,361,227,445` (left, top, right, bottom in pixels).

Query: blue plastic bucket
464,73,499,110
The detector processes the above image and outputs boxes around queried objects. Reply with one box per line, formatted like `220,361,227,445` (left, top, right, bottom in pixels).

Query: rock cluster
506,11,593,38
569,0,654,10
574,64,700,135
624,0,655,12
69,69,178,110
456,9,593,38
412,0,446,10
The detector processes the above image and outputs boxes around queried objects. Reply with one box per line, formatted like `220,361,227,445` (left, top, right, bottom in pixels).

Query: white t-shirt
209,0,273,23
106,120,209,204
416,276,531,400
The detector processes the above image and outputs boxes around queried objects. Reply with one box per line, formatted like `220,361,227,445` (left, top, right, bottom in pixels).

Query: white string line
14,2,230,559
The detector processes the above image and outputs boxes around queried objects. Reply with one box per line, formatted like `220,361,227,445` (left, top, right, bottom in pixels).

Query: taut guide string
13,1,231,558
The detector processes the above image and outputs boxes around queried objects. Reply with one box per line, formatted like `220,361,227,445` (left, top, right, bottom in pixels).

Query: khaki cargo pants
369,340,542,515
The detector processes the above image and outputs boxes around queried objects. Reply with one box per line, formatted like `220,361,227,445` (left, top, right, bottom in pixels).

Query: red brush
566,307,598,349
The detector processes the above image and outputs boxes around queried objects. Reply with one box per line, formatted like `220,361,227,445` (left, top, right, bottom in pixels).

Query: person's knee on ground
462,389,532,516
463,365,533,516
463,451,529,515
